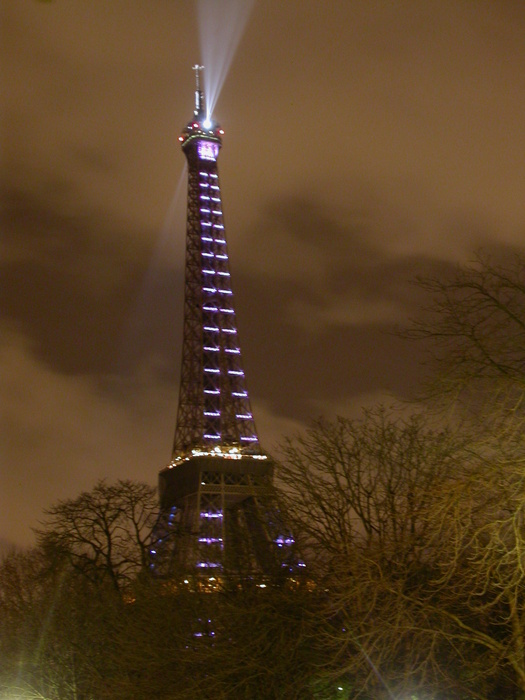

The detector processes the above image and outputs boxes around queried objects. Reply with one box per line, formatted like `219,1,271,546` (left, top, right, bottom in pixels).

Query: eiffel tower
153,67,299,585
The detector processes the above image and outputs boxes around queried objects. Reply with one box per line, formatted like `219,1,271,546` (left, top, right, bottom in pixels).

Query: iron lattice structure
153,68,300,584
173,74,258,455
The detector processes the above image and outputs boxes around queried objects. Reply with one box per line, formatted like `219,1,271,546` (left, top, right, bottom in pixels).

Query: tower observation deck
154,67,299,583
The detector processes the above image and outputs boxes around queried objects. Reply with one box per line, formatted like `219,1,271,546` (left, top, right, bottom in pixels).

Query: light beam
197,0,255,118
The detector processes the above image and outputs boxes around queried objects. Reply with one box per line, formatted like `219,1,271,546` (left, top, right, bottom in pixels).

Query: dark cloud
235,252,449,424
1,184,183,377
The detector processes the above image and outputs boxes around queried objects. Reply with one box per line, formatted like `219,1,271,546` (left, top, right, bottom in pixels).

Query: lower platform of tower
152,454,302,582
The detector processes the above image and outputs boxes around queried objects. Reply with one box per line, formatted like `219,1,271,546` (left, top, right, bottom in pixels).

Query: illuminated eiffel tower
153,67,299,585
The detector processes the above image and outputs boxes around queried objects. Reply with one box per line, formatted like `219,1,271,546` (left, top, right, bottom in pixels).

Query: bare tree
0,546,110,700
2,480,330,700
278,408,460,568
276,398,525,698
421,434,525,698
1,481,162,700
393,250,525,696
0,548,44,689
94,579,328,700
406,251,525,422
36,479,159,594
277,407,471,698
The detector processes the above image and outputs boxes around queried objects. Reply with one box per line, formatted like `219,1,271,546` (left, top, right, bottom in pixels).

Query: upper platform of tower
178,65,224,158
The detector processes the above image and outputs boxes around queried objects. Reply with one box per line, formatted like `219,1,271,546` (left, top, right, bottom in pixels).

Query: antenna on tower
192,64,206,118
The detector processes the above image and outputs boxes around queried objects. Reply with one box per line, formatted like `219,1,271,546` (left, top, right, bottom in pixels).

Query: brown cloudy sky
3,0,525,549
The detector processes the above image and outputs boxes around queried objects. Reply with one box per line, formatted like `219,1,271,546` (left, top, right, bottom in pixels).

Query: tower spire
192,63,206,119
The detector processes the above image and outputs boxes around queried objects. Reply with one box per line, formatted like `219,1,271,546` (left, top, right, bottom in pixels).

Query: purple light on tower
197,140,219,161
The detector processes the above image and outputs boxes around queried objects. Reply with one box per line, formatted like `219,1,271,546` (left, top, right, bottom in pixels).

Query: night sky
3,0,525,549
